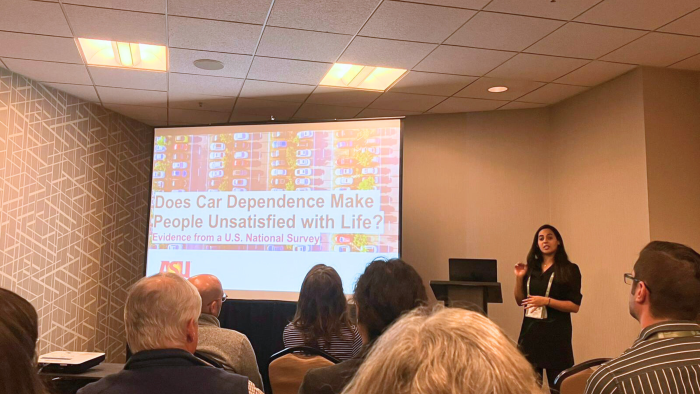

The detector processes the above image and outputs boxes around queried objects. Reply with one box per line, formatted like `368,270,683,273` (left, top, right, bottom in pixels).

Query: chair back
554,358,611,394
268,347,339,394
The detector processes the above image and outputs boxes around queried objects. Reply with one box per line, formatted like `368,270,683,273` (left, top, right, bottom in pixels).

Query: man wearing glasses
189,274,264,391
585,241,700,394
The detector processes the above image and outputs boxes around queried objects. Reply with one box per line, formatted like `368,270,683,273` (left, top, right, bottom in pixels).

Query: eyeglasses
624,273,651,292
221,292,228,303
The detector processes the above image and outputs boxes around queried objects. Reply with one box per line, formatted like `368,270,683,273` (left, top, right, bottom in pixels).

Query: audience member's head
125,273,201,354
342,307,542,394
0,288,45,394
189,274,226,317
292,264,352,345
353,258,427,342
629,241,700,324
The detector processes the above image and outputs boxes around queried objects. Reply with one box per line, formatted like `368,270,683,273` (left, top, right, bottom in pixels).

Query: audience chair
553,358,611,394
268,346,340,394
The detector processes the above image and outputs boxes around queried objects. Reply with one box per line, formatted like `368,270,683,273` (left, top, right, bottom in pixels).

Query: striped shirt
283,322,363,361
585,321,700,394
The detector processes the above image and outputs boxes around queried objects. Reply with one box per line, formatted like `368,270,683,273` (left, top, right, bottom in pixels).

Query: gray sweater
197,314,264,391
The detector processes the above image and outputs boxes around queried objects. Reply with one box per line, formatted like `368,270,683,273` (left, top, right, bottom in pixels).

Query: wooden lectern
430,281,503,315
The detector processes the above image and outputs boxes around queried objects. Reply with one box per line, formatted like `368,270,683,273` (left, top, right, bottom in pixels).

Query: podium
430,281,503,315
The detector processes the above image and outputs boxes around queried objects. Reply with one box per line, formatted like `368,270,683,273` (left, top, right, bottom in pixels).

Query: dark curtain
219,299,298,393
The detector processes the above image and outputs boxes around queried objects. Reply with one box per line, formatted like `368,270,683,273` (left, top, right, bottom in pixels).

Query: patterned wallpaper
0,67,153,362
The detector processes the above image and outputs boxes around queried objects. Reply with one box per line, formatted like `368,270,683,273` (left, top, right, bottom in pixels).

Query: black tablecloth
219,299,297,393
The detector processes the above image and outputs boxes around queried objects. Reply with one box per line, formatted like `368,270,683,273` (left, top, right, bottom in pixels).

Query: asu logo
160,261,191,278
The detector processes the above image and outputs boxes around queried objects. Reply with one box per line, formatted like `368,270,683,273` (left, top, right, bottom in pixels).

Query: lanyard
527,271,555,298
648,330,700,340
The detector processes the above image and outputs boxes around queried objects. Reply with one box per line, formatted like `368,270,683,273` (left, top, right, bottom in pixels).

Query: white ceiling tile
0,32,83,64
239,80,315,102
233,98,302,119
601,32,700,67
168,93,236,113
64,5,166,45
669,53,700,71
230,114,286,123
3,58,91,85
168,16,261,54
89,67,167,90
445,12,564,52
248,57,332,85
62,0,165,13
526,23,646,59
169,108,230,126
97,86,167,106
455,77,545,100
390,71,476,96
428,97,507,113
0,1,72,37
168,0,270,24
369,92,445,112
576,0,700,30
517,83,588,104
257,27,351,62
359,1,476,44
103,103,168,124
397,0,490,9
555,61,637,86
414,46,515,76
338,37,437,69
169,73,243,97
169,49,251,79
485,0,603,20
294,103,363,120
487,53,588,82
44,82,99,102
660,9,700,36
267,0,380,35
356,108,422,118
306,86,382,107
498,101,548,111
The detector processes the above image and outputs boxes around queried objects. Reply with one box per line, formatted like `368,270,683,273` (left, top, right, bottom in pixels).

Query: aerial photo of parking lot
150,126,400,253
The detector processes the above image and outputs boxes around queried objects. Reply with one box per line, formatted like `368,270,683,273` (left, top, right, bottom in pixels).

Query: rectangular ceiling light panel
320,63,407,91
78,38,167,71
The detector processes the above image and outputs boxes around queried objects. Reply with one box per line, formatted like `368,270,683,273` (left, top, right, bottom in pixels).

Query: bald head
189,274,224,317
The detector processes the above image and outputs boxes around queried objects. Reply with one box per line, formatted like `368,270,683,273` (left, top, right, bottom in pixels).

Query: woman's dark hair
634,241,700,321
292,264,352,348
0,288,45,394
353,258,428,341
526,224,573,283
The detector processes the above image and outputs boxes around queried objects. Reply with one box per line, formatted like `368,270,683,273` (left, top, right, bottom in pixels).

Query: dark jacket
298,347,368,394
77,349,249,394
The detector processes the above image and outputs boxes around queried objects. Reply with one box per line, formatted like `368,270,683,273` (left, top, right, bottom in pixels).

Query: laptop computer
449,259,497,283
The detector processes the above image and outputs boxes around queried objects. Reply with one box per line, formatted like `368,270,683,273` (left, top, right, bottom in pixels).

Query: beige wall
549,69,651,361
402,109,551,341
642,68,700,250
0,67,152,362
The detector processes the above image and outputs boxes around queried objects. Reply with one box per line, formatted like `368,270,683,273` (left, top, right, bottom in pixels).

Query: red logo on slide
160,261,191,278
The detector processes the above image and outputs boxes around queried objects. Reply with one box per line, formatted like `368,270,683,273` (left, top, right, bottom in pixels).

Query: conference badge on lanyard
525,272,554,320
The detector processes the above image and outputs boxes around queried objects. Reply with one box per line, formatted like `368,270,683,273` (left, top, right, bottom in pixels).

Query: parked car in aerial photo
271,169,287,176
232,179,248,187
234,152,249,159
234,133,250,140
173,153,190,160
295,178,311,186
272,141,287,148
295,168,312,176
153,171,165,179
210,152,225,160
210,143,225,151
173,144,189,150
335,177,353,185
296,150,312,157
209,162,224,169
297,130,314,139
296,159,311,166
334,168,353,175
232,170,248,176
154,145,166,153
154,153,166,161
173,162,188,169
175,136,189,143
209,170,224,178
172,170,188,177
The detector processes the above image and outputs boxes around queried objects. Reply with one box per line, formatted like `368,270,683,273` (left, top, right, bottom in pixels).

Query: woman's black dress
518,263,582,370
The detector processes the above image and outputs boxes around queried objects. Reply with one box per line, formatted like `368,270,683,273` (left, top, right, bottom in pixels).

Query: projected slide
146,119,401,296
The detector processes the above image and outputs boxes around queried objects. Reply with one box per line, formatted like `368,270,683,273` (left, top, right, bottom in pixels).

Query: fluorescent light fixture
488,86,508,93
320,63,407,91
77,38,167,71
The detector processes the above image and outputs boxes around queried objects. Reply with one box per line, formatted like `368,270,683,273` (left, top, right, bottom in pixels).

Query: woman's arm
522,296,580,313
514,278,526,306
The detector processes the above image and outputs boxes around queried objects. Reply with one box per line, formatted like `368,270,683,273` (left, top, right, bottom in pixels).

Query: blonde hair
124,273,201,353
341,306,543,394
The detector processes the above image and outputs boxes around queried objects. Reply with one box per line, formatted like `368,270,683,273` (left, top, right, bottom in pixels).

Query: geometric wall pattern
0,67,152,362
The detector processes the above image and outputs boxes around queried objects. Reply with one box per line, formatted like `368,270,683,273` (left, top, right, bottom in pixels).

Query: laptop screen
448,259,497,282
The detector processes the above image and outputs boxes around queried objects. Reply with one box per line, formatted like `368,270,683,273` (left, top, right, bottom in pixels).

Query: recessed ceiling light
488,86,508,93
320,63,407,91
77,38,167,71
194,59,224,71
